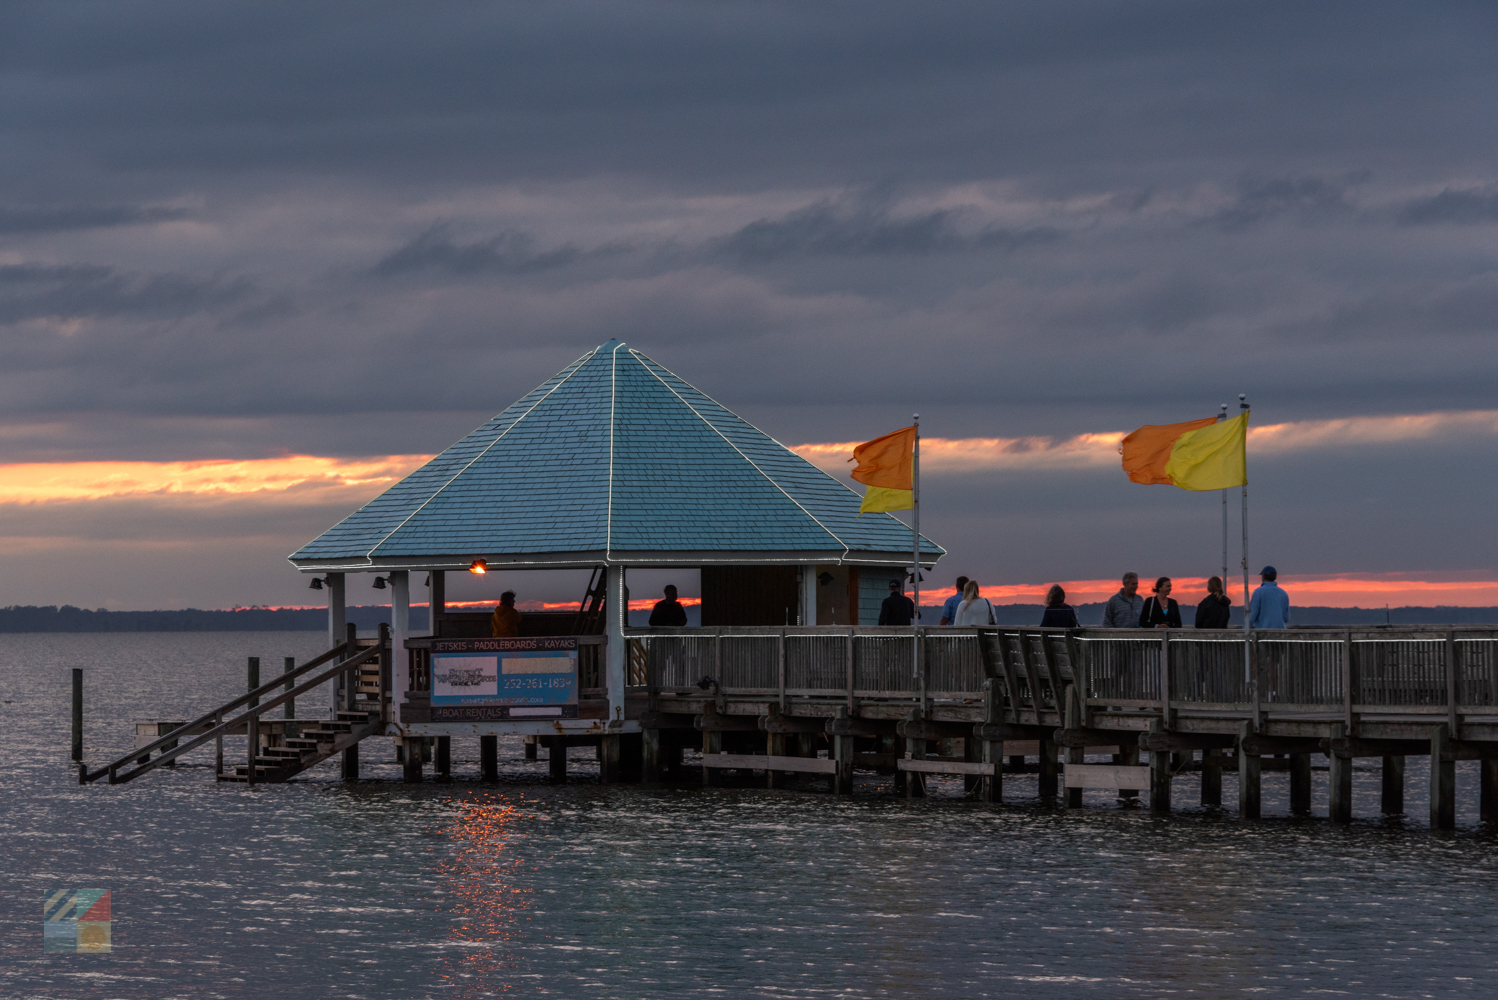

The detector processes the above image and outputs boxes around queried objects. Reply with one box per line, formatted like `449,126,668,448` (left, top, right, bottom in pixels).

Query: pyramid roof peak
290,343,943,572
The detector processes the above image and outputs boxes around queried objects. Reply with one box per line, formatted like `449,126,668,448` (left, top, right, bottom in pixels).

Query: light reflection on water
2,632,1498,999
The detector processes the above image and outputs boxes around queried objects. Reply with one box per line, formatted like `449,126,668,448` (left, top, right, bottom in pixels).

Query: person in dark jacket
1039,584,1079,628
878,578,915,626
1194,576,1232,629
648,585,689,626
1139,577,1182,628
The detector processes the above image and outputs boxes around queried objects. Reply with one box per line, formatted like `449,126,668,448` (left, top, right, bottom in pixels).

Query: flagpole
1239,394,1251,686
1219,403,1228,585
912,414,921,677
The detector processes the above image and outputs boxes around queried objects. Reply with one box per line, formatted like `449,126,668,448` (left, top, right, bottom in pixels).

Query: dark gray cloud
721,201,1058,262
1204,173,1367,231
373,225,627,278
0,203,187,234
0,262,251,325
1398,187,1498,225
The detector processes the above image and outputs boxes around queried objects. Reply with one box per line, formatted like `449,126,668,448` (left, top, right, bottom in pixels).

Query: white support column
606,564,627,725
326,573,345,717
390,571,410,726
800,565,817,626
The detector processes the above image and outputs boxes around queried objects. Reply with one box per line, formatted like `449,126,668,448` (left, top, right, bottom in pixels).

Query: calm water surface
3,632,1497,999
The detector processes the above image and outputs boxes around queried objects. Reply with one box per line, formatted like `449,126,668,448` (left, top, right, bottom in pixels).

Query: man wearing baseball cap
1248,566,1290,629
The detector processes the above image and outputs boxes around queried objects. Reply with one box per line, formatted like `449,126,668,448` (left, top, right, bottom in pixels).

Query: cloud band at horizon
0,407,1494,611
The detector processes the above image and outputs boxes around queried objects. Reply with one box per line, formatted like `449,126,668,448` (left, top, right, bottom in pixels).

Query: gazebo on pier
289,339,943,775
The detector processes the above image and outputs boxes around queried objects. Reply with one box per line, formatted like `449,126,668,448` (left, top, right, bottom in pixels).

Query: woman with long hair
1039,584,1079,628
954,579,996,626
1139,576,1182,628
1194,575,1232,629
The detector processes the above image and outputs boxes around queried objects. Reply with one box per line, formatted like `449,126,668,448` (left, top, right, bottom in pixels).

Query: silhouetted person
1249,566,1291,629
939,575,970,625
1195,576,1232,629
490,590,521,637
1140,576,1182,628
649,584,689,627
1100,572,1144,628
879,578,915,626
1040,584,1079,628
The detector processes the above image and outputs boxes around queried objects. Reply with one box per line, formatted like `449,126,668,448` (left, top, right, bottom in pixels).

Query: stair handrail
83,632,386,784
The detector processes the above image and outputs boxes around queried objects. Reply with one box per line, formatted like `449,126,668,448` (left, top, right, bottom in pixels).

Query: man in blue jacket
1249,566,1291,629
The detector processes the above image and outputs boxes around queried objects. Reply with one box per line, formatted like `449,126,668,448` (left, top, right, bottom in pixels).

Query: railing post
846,627,856,713
283,656,297,738
1446,630,1459,737
778,627,787,713
1343,631,1355,734
344,622,357,712
1159,631,1171,729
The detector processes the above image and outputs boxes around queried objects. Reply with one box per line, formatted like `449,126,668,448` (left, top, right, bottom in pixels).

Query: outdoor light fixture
469,559,487,575
817,572,834,586
308,577,325,591
372,576,388,590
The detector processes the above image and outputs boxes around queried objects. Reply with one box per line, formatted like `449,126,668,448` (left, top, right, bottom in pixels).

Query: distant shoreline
1,602,1493,632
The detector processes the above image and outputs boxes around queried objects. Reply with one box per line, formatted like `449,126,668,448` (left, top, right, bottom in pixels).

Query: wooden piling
1430,723,1455,830
1238,721,1261,820
1328,724,1352,824
247,657,260,708
766,730,785,789
642,728,662,782
1480,759,1498,824
980,681,1002,803
549,739,568,783
1148,719,1171,814
1290,753,1312,816
524,736,538,760
435,735,451,781
480,734,498,782
600,734,621,783
1201,747,1223,808
342,737,360,781
1382,755,1404,815
1115,744,1140,802
401,738,420,783
1038,735,1059,800
71,668,83,763
701,727,721,786
1063,685,1084,809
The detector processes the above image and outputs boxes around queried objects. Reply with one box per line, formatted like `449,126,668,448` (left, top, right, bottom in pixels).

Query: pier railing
627,626,1498,720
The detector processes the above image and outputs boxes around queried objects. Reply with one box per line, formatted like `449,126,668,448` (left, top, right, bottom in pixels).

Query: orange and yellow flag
849,425,915,514
1121,412,1248,491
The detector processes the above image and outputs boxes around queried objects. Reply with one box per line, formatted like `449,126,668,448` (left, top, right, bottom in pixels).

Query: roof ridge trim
626,348,849,561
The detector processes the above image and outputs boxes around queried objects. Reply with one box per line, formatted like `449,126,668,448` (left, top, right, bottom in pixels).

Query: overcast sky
2,2,1496,610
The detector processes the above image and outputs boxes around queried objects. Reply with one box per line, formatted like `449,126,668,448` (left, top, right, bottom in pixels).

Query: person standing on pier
1194,576,1232,629
1249,566,1291,629
879,578,915,626
1139,577,1182,628
1100,572,1144,627
953,580,997,625
648,585,689,626
1040,585,1079,628
939,575,970,625
490,590,522,637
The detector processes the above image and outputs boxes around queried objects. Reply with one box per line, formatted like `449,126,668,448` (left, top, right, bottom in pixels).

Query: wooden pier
83,622,1498,829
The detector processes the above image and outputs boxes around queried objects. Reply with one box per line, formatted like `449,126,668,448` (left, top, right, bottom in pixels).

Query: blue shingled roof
289,341,944,569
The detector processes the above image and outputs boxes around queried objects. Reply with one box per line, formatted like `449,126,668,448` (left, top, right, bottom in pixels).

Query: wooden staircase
222,709,385,783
